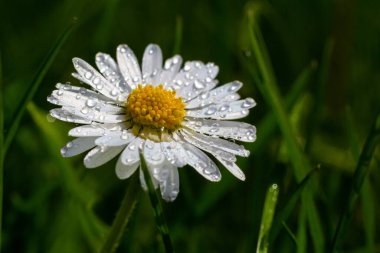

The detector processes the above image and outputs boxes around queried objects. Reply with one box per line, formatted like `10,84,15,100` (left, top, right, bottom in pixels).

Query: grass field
1,0,380,252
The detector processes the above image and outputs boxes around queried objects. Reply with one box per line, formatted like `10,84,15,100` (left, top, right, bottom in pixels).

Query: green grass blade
304,38,334,153
296,207,307,253
3,19,76,155
256,184,279,253
345,106,375,253
173,16,183,55
270,166,318,243
140,153,174,253
247,9,325,253
99,174,140,253
331,111,380,252
282,221,298,247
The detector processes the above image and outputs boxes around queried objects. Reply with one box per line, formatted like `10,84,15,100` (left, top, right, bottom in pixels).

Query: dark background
1,0,379,252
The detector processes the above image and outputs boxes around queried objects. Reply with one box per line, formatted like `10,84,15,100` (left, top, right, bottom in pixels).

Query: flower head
48,44,256,201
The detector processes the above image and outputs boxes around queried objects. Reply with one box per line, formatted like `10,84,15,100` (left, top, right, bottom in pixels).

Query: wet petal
50,108,91,124
181,143,221,182
158,55,183,87
72,57,127,101
68,123,126,137
95,52,130,93
116,44,142,90
155,162,180,202
95,130,135,146
160,141,188,167
183,118,256,142
61,137,97,157
185,81,242,109
186,98,256,120
181,128,249,157
115,139,143,179
142,44,163,86
84,145,125,168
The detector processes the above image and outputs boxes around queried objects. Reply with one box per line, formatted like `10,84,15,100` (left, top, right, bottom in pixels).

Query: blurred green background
1,0,380,252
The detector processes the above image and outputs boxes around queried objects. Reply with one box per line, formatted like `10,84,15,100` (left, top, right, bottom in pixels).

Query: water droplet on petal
96,83,104,90
111,89,119,96
66,141,73,148
85,71,93,79
205,107,217,115
86,99,96,108
57,90,64,96
194,80,205,90
219,105,229,112
242,98,255,108
80,106,88,114
228,82,241,92
93,77,100,85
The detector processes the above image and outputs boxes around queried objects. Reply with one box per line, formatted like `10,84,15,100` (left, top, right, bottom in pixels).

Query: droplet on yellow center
126,84,185,130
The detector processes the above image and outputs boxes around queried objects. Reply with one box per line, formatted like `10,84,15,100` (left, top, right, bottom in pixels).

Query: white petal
115,139,143,179
185,81,242,109
95,130,135,147
116,44,142,90
183,118,256,142
53,83,113,103
158,55,183,87
142,44,163,86
217,158,245,181
174,61,219,101
179,130,237,162
155,162,180,202
50,88,124,114
50,108,91,124
160,141,188,167
68,123,126,137
84,145,125,168
61,137,97,157
116,160,139,180
143,140,166,165
181,143,221,182
139,166,159,190
72,58,127,102
61,106,126,124
185,98,256,120
95,53,130,93
181,128,250,157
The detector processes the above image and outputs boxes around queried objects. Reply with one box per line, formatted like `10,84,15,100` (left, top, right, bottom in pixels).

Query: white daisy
48,44,256,201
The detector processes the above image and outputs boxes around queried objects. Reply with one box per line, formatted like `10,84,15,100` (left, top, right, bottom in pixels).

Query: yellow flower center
126,84,186,133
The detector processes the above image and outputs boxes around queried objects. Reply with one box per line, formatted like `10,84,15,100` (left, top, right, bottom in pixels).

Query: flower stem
140,153,174,253
99,174,140,253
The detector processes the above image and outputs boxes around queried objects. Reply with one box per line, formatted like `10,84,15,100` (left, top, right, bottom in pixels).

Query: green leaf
256,184,279,253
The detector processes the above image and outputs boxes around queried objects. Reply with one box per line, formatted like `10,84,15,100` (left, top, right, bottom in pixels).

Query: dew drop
210,128,219,133
194,80,205,90
242,98,255,108
228,82,241,92
81,107,89,114
85,71,93,79
205,107,217,115
184,64,191,71
111,89,119,96
66,141,73,148
86,99,96,108
93,77,100,85
219,104,229,112
57,90,64,96
200,93,209,99
96,83,104,90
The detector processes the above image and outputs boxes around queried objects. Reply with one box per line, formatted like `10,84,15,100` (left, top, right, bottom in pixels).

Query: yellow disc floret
126,84,186,131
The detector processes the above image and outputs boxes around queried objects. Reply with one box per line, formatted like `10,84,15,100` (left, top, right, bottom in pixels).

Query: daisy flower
48,44,256,201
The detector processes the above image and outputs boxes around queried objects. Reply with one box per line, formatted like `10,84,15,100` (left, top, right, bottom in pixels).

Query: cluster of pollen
126,84,186,131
